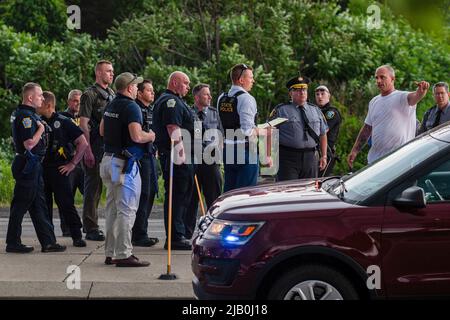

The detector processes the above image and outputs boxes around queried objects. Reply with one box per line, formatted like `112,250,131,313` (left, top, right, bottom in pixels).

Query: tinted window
418,159,450,203
333,136,448,204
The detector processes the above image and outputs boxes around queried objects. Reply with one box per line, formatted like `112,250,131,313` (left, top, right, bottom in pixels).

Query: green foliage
0,0,449,204
0,0,67,42
0,24,115,139
0,159,14,205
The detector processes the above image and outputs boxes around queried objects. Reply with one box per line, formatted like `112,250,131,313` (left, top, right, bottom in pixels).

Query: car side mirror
393,186,427,209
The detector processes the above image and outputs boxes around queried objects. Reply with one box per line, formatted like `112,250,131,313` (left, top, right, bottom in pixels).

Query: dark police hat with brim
114,72,143,91
286,76,311,90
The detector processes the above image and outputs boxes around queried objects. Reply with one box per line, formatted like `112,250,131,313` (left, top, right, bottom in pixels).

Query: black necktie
432,108,442,128
299,106,309,141
197,111,204,121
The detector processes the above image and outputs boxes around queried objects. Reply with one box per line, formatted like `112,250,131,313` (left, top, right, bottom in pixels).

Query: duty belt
103,152,127,160
279,145,316,152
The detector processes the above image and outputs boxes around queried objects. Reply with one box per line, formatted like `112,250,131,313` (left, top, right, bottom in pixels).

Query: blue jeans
223,144,258,192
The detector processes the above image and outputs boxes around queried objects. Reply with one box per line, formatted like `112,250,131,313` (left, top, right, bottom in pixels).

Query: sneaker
115,255,150,267
41,243,67,253
85,230,105,241
6,244,34,253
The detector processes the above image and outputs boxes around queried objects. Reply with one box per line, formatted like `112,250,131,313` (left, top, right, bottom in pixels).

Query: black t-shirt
11,104,47,156
153,89,194,154
42,112,83,167
103,93,143,154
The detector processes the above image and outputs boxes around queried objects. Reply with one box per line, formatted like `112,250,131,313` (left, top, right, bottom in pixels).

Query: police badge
167,99,176,108
22,117,32,128
325,110,335,120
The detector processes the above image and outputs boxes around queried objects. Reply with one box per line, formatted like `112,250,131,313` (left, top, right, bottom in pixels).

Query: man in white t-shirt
347,65,429,168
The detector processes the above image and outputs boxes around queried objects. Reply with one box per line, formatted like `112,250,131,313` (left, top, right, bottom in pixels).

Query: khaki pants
100,155,141,260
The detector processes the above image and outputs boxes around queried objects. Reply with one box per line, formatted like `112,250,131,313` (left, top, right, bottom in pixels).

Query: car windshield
330,135,448,204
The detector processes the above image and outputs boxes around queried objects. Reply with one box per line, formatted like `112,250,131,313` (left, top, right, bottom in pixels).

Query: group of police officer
6,61,343,260
7,83,83,253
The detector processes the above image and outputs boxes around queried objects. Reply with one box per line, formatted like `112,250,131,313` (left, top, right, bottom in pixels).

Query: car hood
429,122,450,143
209,179,352,217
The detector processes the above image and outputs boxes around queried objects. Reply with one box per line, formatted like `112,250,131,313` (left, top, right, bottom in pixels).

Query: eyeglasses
237,64,249,79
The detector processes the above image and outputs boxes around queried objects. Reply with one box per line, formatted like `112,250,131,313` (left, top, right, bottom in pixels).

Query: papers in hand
257,117,288,129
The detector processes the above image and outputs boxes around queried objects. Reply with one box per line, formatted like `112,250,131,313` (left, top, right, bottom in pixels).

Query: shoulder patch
167,99,176,108
22,117,32,129
325,110,335,120
54,120,61,129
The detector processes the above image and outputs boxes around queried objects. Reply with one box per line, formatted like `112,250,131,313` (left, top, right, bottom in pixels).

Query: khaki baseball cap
114,72,143,91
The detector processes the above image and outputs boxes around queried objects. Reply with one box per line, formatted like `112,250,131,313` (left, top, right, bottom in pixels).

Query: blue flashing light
225,235,239,242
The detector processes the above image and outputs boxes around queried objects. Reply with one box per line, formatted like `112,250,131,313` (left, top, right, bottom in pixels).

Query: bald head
167,71,190,97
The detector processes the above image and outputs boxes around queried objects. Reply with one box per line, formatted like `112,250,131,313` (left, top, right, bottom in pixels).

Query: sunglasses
237,64,249,79
126,73,138,87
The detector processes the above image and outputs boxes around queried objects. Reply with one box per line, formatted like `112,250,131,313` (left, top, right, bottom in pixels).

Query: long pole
159,139,177,280
167,139,174,274
194,174,206,216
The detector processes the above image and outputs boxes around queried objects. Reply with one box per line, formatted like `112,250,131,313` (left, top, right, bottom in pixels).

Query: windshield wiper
337,178,348,199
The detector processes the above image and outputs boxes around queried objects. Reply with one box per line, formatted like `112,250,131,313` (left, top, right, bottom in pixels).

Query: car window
417,159,450,203
333,135,448,204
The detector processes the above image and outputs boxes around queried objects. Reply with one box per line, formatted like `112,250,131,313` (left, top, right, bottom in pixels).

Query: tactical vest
86,84,115,133
218,91,246,130
141,105,153,133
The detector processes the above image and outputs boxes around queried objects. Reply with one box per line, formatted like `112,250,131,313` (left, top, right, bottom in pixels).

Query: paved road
0,205,195,299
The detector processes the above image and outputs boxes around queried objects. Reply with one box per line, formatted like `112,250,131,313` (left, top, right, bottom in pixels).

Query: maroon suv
192,124,450,300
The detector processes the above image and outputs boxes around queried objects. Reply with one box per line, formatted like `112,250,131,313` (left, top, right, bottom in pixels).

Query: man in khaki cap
99,72,155,267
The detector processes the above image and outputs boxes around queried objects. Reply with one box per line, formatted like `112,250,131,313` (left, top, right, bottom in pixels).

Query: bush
0,159,14,205
0,25,116,139
0,0,68,42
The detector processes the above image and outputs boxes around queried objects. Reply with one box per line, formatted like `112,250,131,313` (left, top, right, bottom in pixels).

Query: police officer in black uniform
315,85,342,176
6,83,66,253
153,71,193,250
38,91,88,247
185,83,223,240
60,89,84,236
270,76,328,181
132,79,159,247
61,89,84,197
